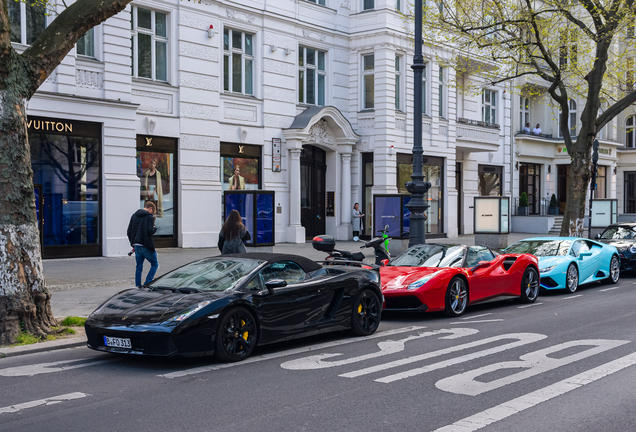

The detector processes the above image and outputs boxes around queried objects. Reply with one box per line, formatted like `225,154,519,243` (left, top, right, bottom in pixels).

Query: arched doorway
301,145,326,238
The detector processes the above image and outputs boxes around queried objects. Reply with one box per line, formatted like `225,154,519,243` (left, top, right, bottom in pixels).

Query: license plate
103,336,132,349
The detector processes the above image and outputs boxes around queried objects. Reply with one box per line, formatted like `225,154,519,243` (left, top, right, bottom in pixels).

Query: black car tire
520,267,539,303
350,288,381,336
215,307,258,363
602,255,620,285
445,277,468,317
565,263,579,293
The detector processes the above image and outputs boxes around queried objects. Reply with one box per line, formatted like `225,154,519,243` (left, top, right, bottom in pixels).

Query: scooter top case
312,235,336,252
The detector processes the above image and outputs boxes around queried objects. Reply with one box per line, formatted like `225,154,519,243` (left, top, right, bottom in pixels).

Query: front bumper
539,271,566,290
85,321,216,357
619,253,636,272
382,294,429,312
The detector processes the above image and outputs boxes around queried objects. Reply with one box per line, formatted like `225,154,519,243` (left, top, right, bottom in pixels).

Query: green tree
0,0,133,344
415,0,636,236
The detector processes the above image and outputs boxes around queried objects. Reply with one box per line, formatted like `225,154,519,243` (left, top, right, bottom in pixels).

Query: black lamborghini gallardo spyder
85,253,382,362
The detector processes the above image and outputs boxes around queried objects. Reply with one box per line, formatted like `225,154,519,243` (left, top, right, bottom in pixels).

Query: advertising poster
402,196,411,236
137,150,174,236
374,196,402,237
474,198,500,233
225,193,255,245
256,194,274,244
222,157,259,191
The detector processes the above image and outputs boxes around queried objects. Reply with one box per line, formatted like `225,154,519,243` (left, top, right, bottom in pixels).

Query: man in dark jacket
127,201,158,287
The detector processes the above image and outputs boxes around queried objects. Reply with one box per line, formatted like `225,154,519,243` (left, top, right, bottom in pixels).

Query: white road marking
340,333,546,380
436,339,628,395
0,392,88,415
159,326,426,379
0,359,112,377
600,287,620,292
433,351,636,432
562,294,583,300
461,313,492,320
280,328,478,370
517,302,543,308
450,319,504,325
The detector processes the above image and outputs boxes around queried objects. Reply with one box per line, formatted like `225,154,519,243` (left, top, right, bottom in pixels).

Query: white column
339,153,352,240
287,148,305,243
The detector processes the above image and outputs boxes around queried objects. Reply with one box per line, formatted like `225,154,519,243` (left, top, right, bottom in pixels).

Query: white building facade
21,0,516,258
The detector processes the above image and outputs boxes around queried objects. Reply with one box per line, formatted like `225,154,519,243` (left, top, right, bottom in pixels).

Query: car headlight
629,245,636,254
168,300,214,322
540,265,556,274
407,271,442,290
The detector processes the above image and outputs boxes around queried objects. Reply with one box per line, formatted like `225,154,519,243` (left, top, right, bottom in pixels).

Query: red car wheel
444,277,468,317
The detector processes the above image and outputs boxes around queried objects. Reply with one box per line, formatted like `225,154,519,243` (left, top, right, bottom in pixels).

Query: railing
457,117,500,129
511,198,561,216
515,130,554,139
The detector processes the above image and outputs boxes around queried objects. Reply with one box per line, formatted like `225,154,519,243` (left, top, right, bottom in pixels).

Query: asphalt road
3,277,636,432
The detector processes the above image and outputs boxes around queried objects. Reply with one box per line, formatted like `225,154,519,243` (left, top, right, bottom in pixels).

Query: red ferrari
381,244,539,316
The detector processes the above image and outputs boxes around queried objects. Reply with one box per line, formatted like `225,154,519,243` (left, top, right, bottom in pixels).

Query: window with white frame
438,67,445,118
363,0,374,11
422,64,428,115
8,0,46,45
131,7,168,82
520,96,530,131
396,0,402,11
306,0,326,5
362,54,374,109
558,100,577,137
395,55,401,110
482,90,497,124
77,28,95,58
626,116,636,148
298,46,326,106
224,29,254,95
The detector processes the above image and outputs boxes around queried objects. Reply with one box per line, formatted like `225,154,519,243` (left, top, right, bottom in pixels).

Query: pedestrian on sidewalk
352,203,364,240
218,210,251,254
127,201,159,287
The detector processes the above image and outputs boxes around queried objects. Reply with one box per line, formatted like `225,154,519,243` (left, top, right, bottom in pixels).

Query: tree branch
597,89,636,129
22,0,133,95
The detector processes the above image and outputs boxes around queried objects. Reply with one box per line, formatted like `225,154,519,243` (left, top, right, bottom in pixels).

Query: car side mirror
381,259,390,266
595,233,601,239
265,279,287,293
470,260,491,273
579,251,592,259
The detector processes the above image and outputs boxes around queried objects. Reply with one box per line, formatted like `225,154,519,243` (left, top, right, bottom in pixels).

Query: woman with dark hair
352,203,364,240
218,210,251,254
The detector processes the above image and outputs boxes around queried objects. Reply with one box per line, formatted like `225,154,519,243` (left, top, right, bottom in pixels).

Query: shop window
397,153,444,236
29,118,101,258
9,0,46,45
221,143,262,191
77,28,95,58
136,136,178,246
362,54,374,109
131,7,169,82
298,46,326,106
478,165,502,196
594,166,607,199
224,28,254,95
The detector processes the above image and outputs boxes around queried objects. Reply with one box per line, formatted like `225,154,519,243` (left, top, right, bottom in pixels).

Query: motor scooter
312,225,391,266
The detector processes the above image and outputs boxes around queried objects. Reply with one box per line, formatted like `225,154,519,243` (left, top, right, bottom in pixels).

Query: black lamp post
405,0,431,246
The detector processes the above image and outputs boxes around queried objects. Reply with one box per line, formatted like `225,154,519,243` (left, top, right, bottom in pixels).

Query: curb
0,337,86,358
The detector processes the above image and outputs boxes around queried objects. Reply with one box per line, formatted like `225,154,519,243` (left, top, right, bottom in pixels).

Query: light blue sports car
504,237,620,293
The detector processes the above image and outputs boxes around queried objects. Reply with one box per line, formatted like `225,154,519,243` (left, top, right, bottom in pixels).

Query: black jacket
127,209,157,251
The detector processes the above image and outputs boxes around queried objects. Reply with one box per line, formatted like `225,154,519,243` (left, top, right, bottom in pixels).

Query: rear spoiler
315,260,380,270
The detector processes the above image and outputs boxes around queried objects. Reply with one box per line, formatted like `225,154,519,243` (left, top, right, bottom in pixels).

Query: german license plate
103,336,132,349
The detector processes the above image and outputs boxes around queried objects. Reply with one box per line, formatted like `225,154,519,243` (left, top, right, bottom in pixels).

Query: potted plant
548,193,559,215
518,192,529,216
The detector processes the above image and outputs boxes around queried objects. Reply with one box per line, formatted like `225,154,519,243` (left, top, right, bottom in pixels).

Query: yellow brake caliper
240,319,249,341
358,304,363,314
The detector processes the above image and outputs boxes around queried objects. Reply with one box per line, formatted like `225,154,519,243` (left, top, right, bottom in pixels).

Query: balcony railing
457,117,500,129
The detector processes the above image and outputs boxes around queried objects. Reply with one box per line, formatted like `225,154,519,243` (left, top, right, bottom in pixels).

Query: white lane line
450,319,504,325
433,351,636,432
159,326,426,379
518,302,543,309
0,392,88,415
600,287,620,292
0,359,112,377
461,313,492,320
562,294,583,300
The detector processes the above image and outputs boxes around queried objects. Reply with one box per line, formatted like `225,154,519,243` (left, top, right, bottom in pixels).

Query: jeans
134,245,159,287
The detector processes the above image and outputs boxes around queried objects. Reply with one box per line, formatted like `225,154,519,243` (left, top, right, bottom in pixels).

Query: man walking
127,201,159,287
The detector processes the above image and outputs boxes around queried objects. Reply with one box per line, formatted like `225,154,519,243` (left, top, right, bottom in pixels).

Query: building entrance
300,145,326,239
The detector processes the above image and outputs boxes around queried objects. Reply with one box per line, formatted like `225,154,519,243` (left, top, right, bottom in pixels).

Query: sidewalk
47,233,535,318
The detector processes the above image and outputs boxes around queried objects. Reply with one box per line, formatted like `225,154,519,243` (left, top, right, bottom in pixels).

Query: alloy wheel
356,291,380,334
566,264,578,293
610,256,620,283
449,279,468,315
220,309,256,360
523,268,539,301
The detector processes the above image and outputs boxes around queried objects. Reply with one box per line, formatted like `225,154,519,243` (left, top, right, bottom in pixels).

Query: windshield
149,258,264,292
505,240,571,257
391,245,465,268
600,227,636,240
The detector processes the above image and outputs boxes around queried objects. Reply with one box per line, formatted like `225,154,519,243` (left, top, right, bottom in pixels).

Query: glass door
361,153,373,239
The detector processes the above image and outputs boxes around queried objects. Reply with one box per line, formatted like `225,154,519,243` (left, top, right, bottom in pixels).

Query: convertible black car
85,253,382,362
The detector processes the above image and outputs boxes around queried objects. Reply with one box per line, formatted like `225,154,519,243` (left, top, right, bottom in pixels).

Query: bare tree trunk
0,65,56,344
560,146,591,237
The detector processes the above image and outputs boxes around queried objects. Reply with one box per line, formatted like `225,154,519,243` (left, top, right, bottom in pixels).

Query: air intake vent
503,257,517,271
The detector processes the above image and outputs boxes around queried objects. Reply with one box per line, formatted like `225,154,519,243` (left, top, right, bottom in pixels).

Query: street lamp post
405,0,431,246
